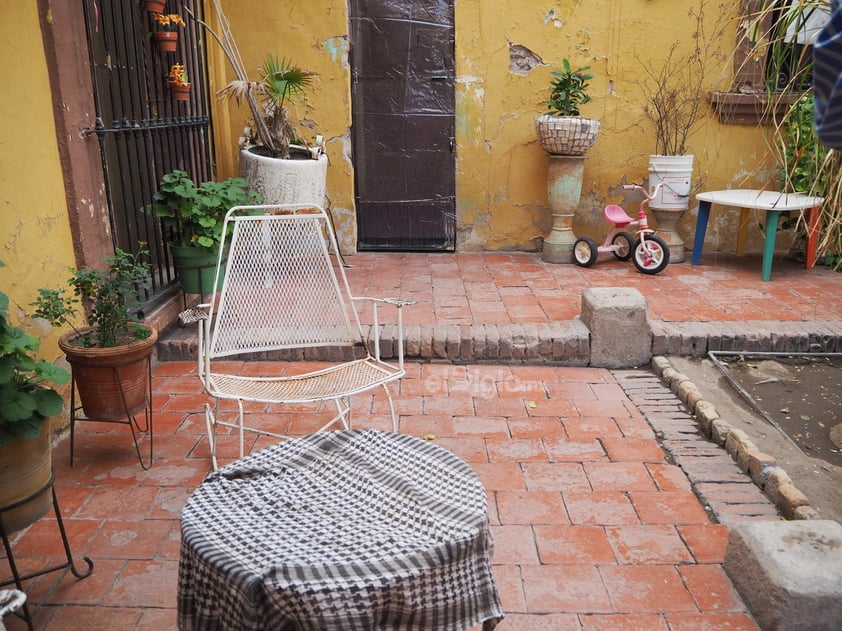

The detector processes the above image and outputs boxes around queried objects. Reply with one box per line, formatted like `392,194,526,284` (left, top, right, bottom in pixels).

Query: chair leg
332,398,352,430
205,401,219,472
382,384,399,433
236,399,245,458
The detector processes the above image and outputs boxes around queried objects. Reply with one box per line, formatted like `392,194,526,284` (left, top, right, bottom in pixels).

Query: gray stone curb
613,367,782,526
157,319,842,364
648,356,822,522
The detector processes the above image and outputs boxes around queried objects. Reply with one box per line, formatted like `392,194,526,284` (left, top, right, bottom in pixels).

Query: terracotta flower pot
0,423,52,534
59,326,157,421
168,83,191,101
144,0,166,14
154,31,178,53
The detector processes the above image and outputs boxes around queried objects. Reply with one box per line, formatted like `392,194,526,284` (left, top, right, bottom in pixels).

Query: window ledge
709,91,800,125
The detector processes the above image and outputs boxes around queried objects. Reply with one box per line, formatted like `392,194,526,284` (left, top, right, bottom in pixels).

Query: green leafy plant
31,247,152,348
0,262,70,446
778,93,828,195
546,59,593,117
143,170,261,249
763,1,842,266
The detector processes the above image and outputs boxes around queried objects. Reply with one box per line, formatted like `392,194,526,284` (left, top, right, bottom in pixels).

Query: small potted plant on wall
143,170,262,294
536,58,601,156
0,263,70,533
152,12,185,53
31,247,157,435
167,63,191,100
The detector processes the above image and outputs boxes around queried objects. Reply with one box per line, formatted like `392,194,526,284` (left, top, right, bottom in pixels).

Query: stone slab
580,287,651,369
724,520,842,631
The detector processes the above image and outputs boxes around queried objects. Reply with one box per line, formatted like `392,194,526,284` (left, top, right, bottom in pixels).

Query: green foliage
31,247,152,349
778,93,826,195
546,59,593,117
764,1,842,259
143,170,262,249
0,261,71,446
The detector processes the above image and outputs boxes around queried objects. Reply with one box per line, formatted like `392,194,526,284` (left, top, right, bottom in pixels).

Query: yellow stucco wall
208,0,780,255
208,0,774,250
0,3,76,361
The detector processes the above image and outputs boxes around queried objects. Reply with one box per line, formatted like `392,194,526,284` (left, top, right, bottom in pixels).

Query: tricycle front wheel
632,235,670,274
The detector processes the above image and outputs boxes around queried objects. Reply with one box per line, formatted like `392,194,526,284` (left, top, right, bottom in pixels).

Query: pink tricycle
573,183,670,275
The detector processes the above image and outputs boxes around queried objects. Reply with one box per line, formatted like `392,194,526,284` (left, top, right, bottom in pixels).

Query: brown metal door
350,0,456,251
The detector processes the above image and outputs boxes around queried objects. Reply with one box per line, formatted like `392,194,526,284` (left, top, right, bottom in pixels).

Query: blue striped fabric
815,0,842,148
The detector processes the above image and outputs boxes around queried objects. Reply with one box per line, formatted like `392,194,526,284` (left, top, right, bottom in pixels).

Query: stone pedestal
542,155,585,264
651,208,687,263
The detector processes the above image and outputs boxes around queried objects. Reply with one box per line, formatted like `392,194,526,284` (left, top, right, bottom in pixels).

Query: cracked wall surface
203,1,777,253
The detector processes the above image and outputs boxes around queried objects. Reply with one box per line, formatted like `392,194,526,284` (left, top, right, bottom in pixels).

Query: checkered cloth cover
177,430,504,630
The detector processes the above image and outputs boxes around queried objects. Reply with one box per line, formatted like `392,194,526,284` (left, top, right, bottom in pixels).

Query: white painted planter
648,154,694,210
239,147,328,206
648,154,694,263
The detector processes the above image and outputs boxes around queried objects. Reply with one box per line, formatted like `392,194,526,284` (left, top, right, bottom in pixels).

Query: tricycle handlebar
622,181,665,202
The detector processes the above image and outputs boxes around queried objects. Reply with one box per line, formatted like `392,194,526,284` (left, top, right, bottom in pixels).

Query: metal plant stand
69,355,154,470
0,471,94,630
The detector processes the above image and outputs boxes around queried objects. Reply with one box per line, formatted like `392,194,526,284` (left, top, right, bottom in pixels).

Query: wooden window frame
709,0,803,125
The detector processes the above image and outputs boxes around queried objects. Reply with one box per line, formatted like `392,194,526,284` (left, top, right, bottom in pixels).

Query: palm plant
217,55,314,159
187,2,314,159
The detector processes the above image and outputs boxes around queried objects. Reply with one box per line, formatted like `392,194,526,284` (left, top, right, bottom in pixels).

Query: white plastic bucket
648,154,694,209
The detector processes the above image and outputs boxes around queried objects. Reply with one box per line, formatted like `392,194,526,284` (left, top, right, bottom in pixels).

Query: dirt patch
717,355,842,468
667,355,842,524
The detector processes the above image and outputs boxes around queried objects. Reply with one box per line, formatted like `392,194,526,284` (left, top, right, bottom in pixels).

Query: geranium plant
546,59,594,117
167,63,189,87
142,170,261,249
154,13,185,31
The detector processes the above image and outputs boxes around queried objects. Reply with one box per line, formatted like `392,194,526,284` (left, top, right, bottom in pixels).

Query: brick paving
6,251,842,629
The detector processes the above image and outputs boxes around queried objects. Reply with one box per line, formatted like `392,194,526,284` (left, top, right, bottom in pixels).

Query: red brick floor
6,250,839,629
345,251,842,325
5,361,759,630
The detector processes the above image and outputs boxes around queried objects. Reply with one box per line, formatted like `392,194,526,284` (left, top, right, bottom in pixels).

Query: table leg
691,200,711,265
762,210,782,281
805,206,821,269
736,208,750,257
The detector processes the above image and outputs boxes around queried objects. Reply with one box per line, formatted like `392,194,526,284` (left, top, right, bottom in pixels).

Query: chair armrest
178,303,210,327
351,297,415,365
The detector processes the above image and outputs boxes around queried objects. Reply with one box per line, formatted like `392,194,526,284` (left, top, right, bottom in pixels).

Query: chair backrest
206,205,364,359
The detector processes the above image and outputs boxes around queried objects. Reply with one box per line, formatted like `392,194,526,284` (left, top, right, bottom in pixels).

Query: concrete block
580,287,651,368
724,520,842,630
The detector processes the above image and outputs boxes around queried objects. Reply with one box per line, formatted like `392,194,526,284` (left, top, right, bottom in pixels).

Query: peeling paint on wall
323,36,349,66
508,44,543,75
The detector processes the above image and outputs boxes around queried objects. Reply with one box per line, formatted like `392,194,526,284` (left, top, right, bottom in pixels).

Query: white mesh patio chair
180,204,413,470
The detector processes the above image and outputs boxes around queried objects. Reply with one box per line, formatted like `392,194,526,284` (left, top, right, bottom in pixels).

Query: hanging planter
143,0,166,14
168,83,191,101
167,63,191,101
154,31,179,53
152,13,184,53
